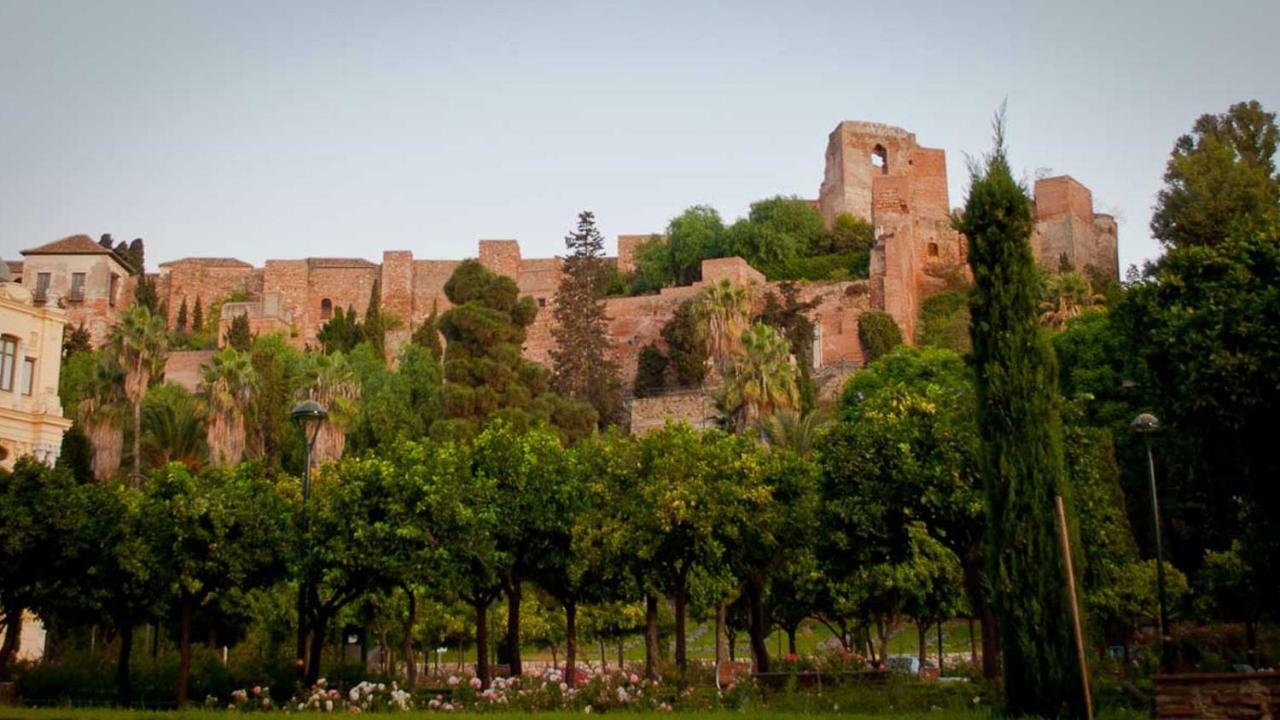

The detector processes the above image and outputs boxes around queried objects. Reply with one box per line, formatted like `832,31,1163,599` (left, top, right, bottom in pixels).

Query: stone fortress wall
32,120,1115,424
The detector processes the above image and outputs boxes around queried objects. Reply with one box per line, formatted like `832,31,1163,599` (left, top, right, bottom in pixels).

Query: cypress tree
192,297,204,333
176,298,188,333
411,301,443,361
224,313,253,351
549,211,624,427
955,114,1085,718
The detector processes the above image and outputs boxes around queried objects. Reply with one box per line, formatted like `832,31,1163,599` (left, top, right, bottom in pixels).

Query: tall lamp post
292,400,328,682
1131,412,1170,672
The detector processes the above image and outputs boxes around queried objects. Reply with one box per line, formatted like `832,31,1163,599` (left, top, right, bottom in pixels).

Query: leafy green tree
956,118,1083,717
916,291,971,352
1196,541,1264,664
629,234,675,293
143,463,288,707
717,323,800,431
661,300,708,388
633,343,668,398
434,259,595,442
857,310,903,362
551,211,625,427
246,334,310,473
316,306,363,354
823,212,875,254
346,342,442,452
666,206,726,285
1039,271,1103,331
141,382,207,470
694,279,753,373
1151,100,1279,249
201,347,257,466
111,305,168,484
725,196,825,268
755,406,829,460
57,422,95,484
223,312,253,351
757,282,820,409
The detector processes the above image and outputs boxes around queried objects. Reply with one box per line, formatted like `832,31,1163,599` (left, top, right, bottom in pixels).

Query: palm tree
109,306,167,484
717,323,800,431
78,354,126,481
754,406,831,459
201,348,257,466
141,385,208,470
307,351,360,465
695,279,753,374
1039,271,1104,331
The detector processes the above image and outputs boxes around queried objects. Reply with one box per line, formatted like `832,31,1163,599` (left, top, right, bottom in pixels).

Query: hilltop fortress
15,121,1117,402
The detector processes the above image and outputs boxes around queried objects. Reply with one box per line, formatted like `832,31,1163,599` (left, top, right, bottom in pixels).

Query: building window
33,273,51,304
320,298,333,321
0,336,17,392
69,272,86,302
928,242,939,258
871,144,888,174
21,358,35,395
108,274,119,307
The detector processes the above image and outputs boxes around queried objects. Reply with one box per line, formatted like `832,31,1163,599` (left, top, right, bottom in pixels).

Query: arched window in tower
320,298,333,321
928,242,940,258
871,144,888,174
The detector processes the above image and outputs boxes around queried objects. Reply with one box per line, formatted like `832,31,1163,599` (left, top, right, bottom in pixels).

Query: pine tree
411,301,443,361
192,297,204,333
224,313,253,351
134,275,160,313
956,112,1084,717
549,211,624,427
176,298,188,333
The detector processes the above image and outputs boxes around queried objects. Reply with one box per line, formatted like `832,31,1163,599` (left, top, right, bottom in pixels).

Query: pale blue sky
2,0,1277,272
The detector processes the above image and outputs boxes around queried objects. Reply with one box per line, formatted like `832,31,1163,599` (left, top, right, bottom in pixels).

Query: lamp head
291,400,328,445
1131,412,1160,433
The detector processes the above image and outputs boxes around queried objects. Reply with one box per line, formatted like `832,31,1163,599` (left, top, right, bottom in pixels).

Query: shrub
917,291,970,352
858,311,903,362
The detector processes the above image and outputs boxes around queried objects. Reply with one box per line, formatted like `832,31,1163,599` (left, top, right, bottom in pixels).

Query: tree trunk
296,585,308,682
644,594,659,680
306,614,328,687
403,589,418,690
787,626,798,656
599,637,607,673
0,605,22,681
728,630,737,662
969,617,978,667
1245,619,1258,668
937,621,945,676
745,580,770,673
505,585,522,676
673,587,688,675
617,638,624,671
564,601,577,688
176,596,193,708
117,623,134,706
473,600,490,687
876,620,890,669
714,603,725,671
132,404,141,482
917,620,927,671
980,601,1000,679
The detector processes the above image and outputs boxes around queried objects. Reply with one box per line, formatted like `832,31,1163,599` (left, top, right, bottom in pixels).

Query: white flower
317,677,328,688
447,675,460,687
585,705,594,714
442,702,455,711
324,699,334,712
349,688,360,701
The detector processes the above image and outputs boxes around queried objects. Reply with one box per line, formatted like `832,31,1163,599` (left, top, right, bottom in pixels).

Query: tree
58,422,95,484
71,352,127,481
134,276,161,314
823,212,875,254
633,343,668,398
694,279,752,374
757,282,820,410
175,298,189,334
140,383,207,470
223,312,253,351
956,115,1084,717
725,196,825,268
1039,271,1103,331
361,280,401,359
661,300,708,388
666,206,726,285
316,306,363,354
306,351,360,465
411,301,444,361
717,323,800,431
62,323,92,357
110,305,168,484
550,211,625,427
754,406,829,460
433,259,595,442
202,347,258,466
857,310,903,362
126,238,145,274
191,296,204,334
346,342,443,453
143,464,287,707
1150,100,1279,249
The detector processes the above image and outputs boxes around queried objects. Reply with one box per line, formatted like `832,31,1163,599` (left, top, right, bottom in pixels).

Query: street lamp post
292,400,328,682
1131,412,1170,672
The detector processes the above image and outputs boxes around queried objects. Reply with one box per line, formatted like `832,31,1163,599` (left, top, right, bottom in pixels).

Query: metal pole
1145,434,1170,672
296,438,313,682
1055,496,1094,720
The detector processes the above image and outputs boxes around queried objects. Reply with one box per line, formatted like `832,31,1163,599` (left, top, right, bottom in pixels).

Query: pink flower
447,675,460,687
469,676,483,689
628,673,639,684
252,686,261,697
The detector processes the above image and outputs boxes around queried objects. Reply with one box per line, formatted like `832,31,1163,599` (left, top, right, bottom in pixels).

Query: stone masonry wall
628,389,715,436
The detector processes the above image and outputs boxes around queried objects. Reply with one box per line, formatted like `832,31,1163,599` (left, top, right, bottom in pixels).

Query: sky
2,0,1277,272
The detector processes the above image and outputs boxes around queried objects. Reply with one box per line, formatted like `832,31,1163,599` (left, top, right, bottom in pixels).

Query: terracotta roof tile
21,234,118,257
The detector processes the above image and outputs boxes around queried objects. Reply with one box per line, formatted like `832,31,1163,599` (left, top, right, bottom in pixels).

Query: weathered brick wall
479,240,522,279
158,260,256,328
262,260,308,340
1155,672,1280,719
307,264,379,341
627,389,715,436
163,350,214,393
